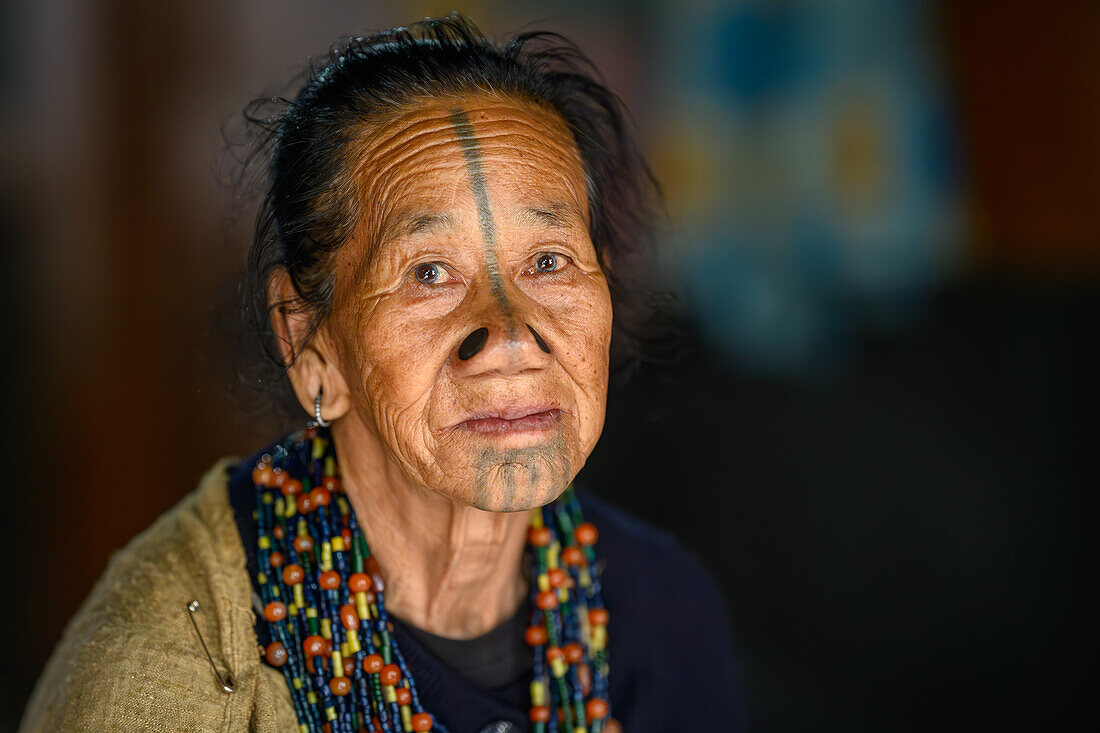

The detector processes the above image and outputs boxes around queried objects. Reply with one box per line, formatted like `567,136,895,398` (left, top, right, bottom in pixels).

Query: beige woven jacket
21,458,301,732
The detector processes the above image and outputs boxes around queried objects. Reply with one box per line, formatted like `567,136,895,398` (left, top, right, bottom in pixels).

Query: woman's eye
413,263,442,284
533,253,562,273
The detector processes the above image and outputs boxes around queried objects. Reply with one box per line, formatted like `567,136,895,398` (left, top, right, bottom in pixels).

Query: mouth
453,406,562,434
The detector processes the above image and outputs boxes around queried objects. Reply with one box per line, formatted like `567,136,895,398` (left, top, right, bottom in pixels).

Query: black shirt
228,446,745,732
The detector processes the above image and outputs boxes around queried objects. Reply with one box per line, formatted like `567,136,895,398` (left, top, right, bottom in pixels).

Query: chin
456,444,574,512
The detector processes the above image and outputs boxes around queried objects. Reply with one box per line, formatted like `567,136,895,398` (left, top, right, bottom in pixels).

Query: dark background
1,1,1096,730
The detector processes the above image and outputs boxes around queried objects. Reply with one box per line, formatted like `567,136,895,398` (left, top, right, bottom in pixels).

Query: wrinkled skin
270,94,613,635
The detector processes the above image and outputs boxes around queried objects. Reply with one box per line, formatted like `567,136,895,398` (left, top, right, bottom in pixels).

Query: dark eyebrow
376,211,455,248
518,204,585,230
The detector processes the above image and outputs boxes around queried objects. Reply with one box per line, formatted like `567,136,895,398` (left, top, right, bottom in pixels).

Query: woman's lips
457,408,562,434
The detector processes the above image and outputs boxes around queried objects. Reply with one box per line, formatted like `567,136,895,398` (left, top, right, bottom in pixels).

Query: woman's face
324,94,612,512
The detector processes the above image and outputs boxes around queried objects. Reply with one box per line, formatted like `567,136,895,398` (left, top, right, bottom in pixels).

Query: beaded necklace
251,425,612,733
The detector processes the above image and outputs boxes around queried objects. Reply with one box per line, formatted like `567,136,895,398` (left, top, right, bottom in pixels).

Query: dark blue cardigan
229,447,745,732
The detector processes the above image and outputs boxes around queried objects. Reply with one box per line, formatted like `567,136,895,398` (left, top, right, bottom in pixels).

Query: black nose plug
527,324,551,354
458,327,489,361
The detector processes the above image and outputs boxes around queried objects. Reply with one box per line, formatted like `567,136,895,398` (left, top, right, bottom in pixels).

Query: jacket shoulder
20,458,267,732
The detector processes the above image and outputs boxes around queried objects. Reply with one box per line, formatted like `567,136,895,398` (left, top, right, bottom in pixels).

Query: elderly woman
22,16,740,733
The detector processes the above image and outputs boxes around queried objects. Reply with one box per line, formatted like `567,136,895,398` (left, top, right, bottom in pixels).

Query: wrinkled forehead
345,94,590,249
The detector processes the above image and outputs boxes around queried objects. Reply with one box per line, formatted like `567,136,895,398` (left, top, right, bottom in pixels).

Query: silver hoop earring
311,390,331,428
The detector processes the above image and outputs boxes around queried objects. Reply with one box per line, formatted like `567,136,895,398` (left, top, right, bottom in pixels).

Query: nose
452,286,553,374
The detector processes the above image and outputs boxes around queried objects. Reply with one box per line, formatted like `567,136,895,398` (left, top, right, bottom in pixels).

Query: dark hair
241,13,667,414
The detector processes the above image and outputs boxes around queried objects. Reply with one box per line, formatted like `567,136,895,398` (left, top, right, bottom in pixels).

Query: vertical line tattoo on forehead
448,108,518,335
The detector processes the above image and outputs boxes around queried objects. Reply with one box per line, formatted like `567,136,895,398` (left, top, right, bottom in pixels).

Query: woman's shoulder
20,457,268,732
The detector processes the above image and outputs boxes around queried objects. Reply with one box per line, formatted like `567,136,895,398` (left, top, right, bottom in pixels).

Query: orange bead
362,654,384,674
265,641,287,667
563,642,584,664
395,686,412,705
577,662,592,695
343,657,355,677
548,567,567,588
365,557,385,592
348,573,371,593
318,570,341,590
340,604,359,630
410,712,433,731
536,590,558,610
585,698,609,720
574,522,598,546
296,493,314,514
303,635,326,657
604,717,622,733
329,676,352,696
323,475,342,493
528,526,552,546
281,477,303,496
268,551,284,568
252,462,275,487
273,525,285,540
525,625,548,646
263,601,287,622
340,528,353,547
529,706,551,723
282,564,304,586
294,535,314,553
589,607,609,626
310,486,331,507
561,546,586,566
379,664,402,686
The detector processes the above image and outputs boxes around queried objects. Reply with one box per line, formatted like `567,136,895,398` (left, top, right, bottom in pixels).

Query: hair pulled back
243,13,664,412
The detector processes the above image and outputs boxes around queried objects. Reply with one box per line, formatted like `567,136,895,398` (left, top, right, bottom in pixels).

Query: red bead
268,551,284,568
343,657,355,677
329,676,352,696
528,526,552,546
263,601,287,622
340,604,359,630
395,686,412,705
310,486,331,507
282,564,304,586
561,546,586,566
362,654,384,674
348,573,371,593
252,462,275,487
411,712,433,731
563,642,584,664
536,590,558,610
296,493,314,514
365,557,385,592
545,645,564,663
604,717,622,733
525,625,549,646
379,664,402,686
323,638,333,655
529,706,551,723
589,607,609,626
273,525,285,540
303,635,326,657
294,535,314,553
585,698,609,720
548,567,567,588
340,528,353,547
265,641,287,667
319,570,341,590
574,522,598,546
281,477,303,496
323,475,342,493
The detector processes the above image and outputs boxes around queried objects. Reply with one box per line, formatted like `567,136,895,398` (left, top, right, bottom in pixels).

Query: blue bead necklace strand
251,425,614,733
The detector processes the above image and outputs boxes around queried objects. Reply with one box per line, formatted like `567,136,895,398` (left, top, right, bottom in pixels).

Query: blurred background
1,0,1096,730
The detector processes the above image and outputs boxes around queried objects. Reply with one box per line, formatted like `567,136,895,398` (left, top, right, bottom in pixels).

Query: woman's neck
332,419,531,639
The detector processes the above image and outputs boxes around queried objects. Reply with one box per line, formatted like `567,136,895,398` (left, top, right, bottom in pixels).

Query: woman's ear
267,269,351,424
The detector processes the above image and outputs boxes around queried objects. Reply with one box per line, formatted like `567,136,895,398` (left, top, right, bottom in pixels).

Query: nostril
527,324,551,354
458,327,490,360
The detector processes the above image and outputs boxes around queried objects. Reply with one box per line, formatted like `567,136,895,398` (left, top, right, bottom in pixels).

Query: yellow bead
258,536,270,549
288,604,297,616
356,592,370,621
263,492,274,504
299,724,309,733
324,455,335,475
275,498,285,515
348,630,361,654
321,619,332,639
258,572,267,585
306,692,317,704
325,707,337,721
551,657,568,677
294,585,305,608
538,574,551,592
591,626,606,652
384,685,397,704
332,536,345,552
401,705,413,732
332,650,343,676
530,680,547,706
293,677,303,689
306,606,317,619
312,438,325,460
321,542,333,571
